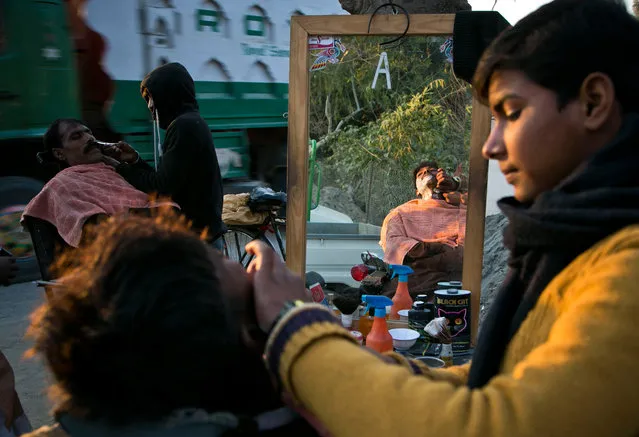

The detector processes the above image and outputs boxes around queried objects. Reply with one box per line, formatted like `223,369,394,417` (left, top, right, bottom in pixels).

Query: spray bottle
389,265,414,319
361,295,394,353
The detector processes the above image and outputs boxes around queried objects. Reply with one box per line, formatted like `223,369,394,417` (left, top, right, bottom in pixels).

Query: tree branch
325,93,333,133
335,109,362,132
317,108,363,149
351,76,361,111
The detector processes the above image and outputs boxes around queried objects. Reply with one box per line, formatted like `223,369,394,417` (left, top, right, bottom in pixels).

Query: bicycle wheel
222,228,273,268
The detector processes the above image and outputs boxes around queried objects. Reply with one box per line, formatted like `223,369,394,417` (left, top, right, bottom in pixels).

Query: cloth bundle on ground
22,163,177,247
0,351,32,437
380,198,467,265
222,193,268,226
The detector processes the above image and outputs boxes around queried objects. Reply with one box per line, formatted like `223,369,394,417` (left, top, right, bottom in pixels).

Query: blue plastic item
389,264,415,283
362,295,393,318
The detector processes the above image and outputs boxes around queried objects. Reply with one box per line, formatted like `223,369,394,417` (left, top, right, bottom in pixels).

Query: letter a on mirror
371,51,391,90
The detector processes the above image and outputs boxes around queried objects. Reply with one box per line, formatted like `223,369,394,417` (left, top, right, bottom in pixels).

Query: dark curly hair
26,208,277,425
412,160,438,190
39,118,86,166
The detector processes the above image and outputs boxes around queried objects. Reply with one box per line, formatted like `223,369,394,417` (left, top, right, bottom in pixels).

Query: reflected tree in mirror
310,36,472,226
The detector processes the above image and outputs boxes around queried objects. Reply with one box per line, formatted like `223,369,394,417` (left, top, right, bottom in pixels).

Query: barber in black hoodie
105,63,225,245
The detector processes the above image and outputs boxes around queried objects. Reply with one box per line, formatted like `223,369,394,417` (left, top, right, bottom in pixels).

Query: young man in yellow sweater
246,0,639,436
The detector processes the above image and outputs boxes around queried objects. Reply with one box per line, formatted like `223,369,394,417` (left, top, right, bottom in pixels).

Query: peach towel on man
22,163,177,247
380,198,466,265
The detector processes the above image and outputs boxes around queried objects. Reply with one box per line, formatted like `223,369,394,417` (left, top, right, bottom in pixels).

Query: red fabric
22,163,177,247
78,26,114,106
380,198,466,265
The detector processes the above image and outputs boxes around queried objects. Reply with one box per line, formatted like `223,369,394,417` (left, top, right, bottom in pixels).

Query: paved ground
0,281,53,429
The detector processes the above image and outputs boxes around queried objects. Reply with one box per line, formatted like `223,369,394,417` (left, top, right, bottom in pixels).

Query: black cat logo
437,308,467,337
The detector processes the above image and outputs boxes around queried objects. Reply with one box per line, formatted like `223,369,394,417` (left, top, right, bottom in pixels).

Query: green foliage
327,84,469,164
310,36,453,139
309,36,473,225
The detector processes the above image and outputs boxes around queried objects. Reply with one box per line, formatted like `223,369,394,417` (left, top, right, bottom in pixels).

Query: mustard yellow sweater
265,225,639,437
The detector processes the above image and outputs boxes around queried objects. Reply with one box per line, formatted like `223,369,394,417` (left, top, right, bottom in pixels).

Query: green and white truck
1,0,366,280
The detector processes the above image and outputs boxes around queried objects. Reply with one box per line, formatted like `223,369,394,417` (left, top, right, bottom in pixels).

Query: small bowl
389,328,420,351
397,309,409,321
413,356,445,368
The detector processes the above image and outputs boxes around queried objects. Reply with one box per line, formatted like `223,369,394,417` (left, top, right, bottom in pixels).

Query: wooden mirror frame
286,14,492,343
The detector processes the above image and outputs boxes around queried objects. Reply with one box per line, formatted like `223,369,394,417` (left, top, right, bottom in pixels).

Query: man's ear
52,148,66,162
579,72,617,131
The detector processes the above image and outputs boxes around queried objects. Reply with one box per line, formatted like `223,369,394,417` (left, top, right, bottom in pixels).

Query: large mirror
287,15,492,341
307,33,471,302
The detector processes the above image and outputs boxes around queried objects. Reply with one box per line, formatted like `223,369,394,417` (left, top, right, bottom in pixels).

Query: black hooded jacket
117,63,225,238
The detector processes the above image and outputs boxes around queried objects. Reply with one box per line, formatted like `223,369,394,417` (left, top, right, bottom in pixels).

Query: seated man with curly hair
23,209,318,437
380,161,467,300
25,118,177,249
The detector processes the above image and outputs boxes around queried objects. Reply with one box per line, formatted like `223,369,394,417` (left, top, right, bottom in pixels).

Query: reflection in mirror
306,35,471,302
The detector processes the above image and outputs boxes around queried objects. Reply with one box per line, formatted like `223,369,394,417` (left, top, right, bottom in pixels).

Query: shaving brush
333,287,362,328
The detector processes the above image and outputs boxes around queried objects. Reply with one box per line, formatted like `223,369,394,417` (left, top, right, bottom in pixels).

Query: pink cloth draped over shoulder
22,163,178,247
380,198,466,265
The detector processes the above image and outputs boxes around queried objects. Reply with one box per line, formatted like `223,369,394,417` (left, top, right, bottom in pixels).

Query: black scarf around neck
467,113,639,389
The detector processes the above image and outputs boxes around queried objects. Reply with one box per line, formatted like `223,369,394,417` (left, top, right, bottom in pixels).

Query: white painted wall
484,118,513,216
470,0,635,24
85,0,346,83
486,160,513,216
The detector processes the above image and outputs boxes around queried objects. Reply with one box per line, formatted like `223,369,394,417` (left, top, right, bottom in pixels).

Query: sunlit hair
473,0,639,112
26,206,242,425
413,160,438,190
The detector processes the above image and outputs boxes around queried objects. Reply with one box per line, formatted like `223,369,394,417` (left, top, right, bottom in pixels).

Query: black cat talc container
434,289,471,353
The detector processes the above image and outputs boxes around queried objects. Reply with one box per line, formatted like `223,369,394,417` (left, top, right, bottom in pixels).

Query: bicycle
222,189,287,268
224,139,321,268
